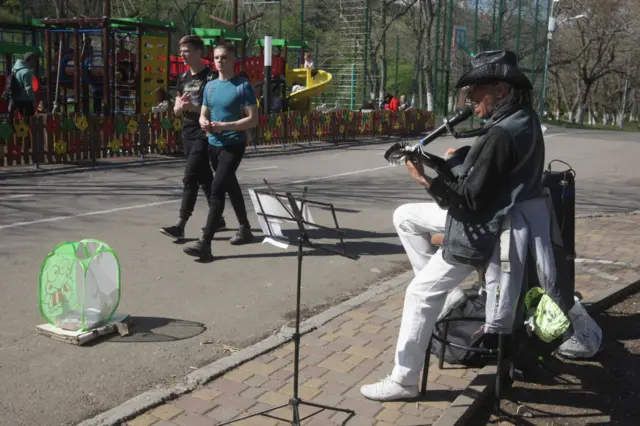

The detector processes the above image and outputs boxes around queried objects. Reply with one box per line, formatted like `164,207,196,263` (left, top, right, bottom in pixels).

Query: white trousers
390,202,503,386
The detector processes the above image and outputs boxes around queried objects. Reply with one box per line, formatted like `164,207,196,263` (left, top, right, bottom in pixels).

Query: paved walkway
122,213,640,426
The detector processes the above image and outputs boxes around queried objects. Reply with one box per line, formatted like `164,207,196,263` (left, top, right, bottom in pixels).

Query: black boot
183,237,213,261
201,217,226,233
160,220,185,240
229,225,254,245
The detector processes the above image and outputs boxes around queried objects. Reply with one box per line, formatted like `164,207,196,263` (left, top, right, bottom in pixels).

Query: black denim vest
441,105,545,268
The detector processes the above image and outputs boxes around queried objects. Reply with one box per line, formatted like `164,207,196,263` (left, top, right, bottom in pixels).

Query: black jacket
430,104,545,267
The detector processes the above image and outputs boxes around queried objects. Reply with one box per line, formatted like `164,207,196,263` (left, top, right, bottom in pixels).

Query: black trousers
179,136,213,221
202,143,250,241
9,101,34,118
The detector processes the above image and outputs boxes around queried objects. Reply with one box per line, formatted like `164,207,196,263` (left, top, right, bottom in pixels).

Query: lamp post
539,0,585,118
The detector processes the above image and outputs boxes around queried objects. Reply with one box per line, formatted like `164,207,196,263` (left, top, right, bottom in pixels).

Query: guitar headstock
384,141,418,166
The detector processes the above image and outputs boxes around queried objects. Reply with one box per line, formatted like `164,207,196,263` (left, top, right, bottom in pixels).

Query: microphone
419,105,473,146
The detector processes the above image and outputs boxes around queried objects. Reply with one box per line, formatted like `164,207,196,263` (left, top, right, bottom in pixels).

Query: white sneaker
360,376,419,401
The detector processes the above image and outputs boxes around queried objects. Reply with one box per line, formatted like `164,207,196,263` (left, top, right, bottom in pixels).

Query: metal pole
530,0,539,84
395,35,399,95
443,0,454,117
433,0,442,115
516,0,522,56
21,0,26,44
540,33,552,118
496,0,503,48
350,63,356,110
362,0,370,102
264,36,272,115
473,0,479,53
439,0,448,116
300,0,304,42
278,1,282,38
539,0,554,118
470,0,479,127
491,0,497,48
233,0,238,26
45,27,52,112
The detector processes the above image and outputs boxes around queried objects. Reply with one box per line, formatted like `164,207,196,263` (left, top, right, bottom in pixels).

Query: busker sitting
361,50,549,401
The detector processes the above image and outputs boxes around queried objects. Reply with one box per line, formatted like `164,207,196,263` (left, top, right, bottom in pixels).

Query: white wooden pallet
36,314,130,346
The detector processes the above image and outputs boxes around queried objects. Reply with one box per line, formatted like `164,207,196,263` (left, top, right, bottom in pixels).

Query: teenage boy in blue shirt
183,41,258,260
160,35,227,241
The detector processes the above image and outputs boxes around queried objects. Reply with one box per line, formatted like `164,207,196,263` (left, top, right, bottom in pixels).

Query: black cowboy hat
455,50,533,91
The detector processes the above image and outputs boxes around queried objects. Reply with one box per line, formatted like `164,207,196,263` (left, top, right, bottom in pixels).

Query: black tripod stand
217,180,359,426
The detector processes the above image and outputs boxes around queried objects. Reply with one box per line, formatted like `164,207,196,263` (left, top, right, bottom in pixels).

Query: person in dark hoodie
10,52,39,118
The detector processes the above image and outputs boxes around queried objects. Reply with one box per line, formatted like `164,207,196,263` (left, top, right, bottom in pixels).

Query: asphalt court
1,128,639,426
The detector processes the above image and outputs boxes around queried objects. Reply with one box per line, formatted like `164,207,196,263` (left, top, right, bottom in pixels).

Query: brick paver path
125,214,640,426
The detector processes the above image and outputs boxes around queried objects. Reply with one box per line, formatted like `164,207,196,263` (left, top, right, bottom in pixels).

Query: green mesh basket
38,239,121,332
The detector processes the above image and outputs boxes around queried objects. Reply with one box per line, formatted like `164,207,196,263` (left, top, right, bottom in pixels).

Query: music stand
216,180,359,426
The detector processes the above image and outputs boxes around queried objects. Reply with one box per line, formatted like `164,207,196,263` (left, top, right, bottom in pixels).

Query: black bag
1,71,18,104
430,286,488,366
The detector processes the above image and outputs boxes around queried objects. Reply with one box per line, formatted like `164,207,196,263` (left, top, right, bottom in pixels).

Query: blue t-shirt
202,76,257,147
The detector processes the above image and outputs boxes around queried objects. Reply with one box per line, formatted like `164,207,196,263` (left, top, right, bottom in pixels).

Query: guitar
384,142,471,181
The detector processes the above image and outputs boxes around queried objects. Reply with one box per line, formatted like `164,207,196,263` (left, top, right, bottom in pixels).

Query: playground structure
0,1,434,168
168,27,332,113
255,38,332,113
39,11,175,116
168,29,332,113
163,0,332,113
1,0,334,116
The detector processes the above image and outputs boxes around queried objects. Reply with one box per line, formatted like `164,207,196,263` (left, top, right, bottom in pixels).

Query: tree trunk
578,79,594,126
417,71,423,108
557,74,570,120
425,69,434,110
368,33,379,103
420,0,435,112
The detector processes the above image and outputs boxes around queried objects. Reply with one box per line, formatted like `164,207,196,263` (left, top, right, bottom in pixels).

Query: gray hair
494,83,533,112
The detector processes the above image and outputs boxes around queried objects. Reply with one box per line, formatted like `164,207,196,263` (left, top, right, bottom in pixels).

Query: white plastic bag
438,287,467,321
557,297,603,359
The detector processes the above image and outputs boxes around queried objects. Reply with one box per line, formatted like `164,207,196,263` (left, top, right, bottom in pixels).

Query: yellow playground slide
285,67,332,111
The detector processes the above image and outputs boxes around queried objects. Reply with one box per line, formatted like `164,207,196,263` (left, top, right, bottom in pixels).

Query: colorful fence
0,109,434,167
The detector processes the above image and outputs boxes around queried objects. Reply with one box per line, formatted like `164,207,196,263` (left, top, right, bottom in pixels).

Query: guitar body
384,142,472,180
384,142,472,209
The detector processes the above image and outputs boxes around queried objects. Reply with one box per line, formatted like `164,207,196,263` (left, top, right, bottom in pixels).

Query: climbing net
317,0,368,110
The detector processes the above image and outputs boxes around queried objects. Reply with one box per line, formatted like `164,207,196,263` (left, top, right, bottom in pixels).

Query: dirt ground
471,290,640,426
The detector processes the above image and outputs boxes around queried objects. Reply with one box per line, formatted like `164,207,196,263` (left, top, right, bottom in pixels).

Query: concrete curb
435,275,640,426
432,364,497,426
576,210,640,219
76,271,413,426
